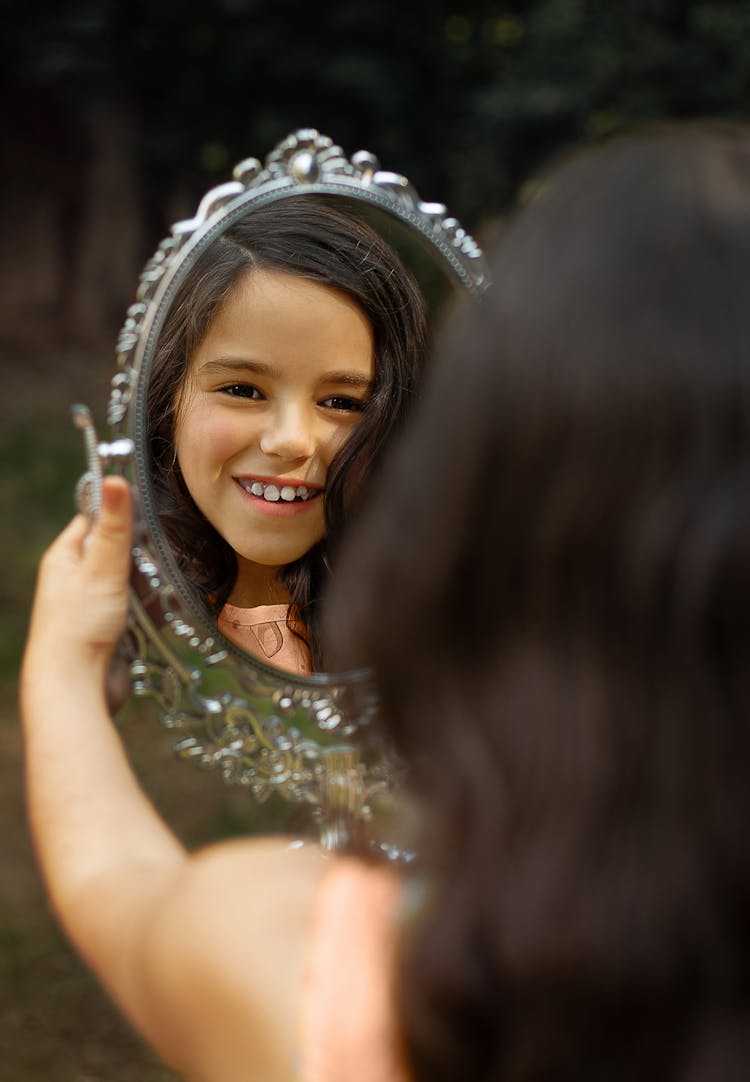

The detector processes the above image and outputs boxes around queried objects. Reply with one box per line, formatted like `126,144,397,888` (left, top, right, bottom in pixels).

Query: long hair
147,196,428,670
325,125,750,1080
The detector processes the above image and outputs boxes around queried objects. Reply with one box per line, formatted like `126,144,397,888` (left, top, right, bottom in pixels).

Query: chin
237,546,322,568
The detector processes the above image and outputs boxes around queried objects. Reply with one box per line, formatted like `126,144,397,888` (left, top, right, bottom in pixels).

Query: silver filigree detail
161,128,487,292
95,129,489,854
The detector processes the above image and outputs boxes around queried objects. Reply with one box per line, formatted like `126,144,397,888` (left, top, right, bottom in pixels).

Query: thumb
85,476,133,584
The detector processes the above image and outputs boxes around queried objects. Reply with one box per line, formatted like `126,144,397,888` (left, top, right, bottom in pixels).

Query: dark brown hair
147,196,428,669
326,125,750,1080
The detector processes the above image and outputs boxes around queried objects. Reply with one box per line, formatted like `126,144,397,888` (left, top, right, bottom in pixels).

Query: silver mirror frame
78,129,488,852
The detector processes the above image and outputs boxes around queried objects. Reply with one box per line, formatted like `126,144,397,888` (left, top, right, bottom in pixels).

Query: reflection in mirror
87,129,488,850
147,197,430,675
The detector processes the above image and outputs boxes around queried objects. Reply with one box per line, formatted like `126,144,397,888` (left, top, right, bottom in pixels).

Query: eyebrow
198,357,373,389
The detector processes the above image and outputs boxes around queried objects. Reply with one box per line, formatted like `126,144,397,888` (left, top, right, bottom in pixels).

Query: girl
148,197,429,673
21,124,750,1081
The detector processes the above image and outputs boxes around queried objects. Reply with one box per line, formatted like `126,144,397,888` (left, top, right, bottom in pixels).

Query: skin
19,479,337,1081
175,268,375,607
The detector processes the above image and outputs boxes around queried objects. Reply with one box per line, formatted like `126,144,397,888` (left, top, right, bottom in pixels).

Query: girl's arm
19,478,330,1079
19,477,189,1065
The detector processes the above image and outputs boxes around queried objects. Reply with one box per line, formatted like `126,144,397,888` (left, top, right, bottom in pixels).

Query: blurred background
2,1,750,1078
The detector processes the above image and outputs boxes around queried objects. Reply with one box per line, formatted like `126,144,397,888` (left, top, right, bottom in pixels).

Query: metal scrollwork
73,129,487,853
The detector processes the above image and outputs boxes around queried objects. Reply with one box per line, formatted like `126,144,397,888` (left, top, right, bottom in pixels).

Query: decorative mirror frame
76,129,488,851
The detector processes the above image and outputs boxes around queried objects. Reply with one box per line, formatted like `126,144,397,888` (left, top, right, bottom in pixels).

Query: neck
229,559,290,608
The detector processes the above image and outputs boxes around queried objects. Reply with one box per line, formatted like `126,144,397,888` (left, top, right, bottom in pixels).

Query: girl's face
175,268,374,606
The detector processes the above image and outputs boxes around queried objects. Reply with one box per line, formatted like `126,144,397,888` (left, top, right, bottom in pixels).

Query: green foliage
0,402,83,698
5,0,750,232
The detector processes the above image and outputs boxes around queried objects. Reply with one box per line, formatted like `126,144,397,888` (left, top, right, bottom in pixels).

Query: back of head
326,126,750,1080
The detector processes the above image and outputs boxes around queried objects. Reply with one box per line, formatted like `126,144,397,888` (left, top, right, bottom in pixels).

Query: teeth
241,479,318,501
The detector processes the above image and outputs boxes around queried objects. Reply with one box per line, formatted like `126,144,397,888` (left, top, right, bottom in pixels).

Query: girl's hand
22,477,133,682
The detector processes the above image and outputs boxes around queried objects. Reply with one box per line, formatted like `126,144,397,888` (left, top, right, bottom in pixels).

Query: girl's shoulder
300,856,409,1082
139,836,330,1082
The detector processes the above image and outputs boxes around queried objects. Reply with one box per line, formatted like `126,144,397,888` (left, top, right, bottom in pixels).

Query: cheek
304,501,328,550
176,405,252,475
322,419,364,467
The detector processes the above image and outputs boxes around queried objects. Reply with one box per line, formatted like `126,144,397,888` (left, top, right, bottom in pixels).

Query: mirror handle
71,403,133,518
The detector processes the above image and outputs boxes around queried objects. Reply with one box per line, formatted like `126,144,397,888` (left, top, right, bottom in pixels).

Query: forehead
190,268,375,382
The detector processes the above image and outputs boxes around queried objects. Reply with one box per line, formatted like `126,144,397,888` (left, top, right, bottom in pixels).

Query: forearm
21,653,186,933
20,651,190,1058
19,482,194,1060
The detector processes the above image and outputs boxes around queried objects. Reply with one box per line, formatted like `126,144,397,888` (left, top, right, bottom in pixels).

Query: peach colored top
218,603,313,675
298,861,411,1082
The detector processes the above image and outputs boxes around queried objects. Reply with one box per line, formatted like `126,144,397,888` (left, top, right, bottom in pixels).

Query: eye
320,395,366,413
219,383,264,400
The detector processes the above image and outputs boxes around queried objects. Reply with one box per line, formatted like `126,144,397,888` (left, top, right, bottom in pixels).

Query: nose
258,401,316,462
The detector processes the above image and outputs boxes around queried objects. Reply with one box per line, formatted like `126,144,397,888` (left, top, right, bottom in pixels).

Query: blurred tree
1,0,750,345
450,1,750,220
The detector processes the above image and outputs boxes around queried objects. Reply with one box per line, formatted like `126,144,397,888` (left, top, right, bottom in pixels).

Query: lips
235,477,322,503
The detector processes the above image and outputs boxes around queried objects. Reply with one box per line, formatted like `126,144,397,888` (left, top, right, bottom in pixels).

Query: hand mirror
75,129,488,852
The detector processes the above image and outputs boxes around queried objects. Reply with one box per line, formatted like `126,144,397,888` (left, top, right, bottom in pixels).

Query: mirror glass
93,130,487,850
144,195,466,678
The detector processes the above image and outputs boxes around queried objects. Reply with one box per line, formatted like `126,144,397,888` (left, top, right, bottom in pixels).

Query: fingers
85,477,133,584
40,478,133,573
25,478,134,674
43,514,90,565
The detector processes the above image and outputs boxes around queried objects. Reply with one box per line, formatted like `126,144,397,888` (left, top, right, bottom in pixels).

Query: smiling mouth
236,478,322,503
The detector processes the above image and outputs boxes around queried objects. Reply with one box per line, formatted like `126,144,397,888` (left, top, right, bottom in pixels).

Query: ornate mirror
74,129,488,853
